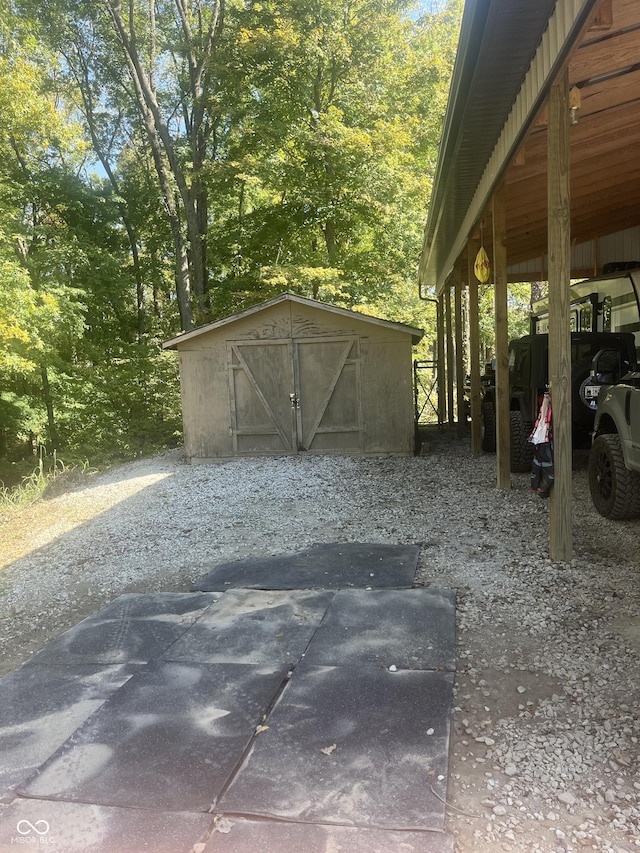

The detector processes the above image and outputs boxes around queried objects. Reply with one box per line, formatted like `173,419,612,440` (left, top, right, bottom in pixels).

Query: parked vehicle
588,347,640,518
481,332,636,472
531,264,640,357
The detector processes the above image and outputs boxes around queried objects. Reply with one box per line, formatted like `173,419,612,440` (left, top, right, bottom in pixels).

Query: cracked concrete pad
0,663,136,800
303,588,456,671
0,798,213,853
22,593,219,665
162,589,335,664
204,817,454,852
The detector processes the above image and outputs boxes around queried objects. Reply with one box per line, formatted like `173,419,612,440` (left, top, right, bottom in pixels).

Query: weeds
0,469,49,510
0,449,96,513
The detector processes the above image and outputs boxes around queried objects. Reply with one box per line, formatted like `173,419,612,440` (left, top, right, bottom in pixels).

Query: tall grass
0,449,94,513
0,468,49,510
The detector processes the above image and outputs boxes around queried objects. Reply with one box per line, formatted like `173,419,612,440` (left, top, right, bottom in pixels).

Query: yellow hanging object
474,246,490,283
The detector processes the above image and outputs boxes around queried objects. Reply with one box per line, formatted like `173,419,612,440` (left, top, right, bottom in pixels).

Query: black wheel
510,409,534,473
588,433,640,519
481,401,496,452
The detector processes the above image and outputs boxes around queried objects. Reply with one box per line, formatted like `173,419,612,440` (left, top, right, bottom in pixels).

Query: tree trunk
323,219,337,266
71,45,147,338
105,0,218,329
41,366,59,451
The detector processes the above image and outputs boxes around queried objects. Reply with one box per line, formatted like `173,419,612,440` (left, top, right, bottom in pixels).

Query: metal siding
421,0,595,292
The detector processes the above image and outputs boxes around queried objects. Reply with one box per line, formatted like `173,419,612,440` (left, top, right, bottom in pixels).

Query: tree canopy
0,0,463,475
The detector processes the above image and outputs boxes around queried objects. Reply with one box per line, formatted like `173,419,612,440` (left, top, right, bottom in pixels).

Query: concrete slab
303,588,456,671
192,543,420,591
18,662,288,812
0,664,136,801
162,589,335,665
219,664,453,831
0,798,213,853
204,817,454,852
22,593,219,666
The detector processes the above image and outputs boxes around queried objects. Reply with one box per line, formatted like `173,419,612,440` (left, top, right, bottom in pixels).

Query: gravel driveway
0,430,638,852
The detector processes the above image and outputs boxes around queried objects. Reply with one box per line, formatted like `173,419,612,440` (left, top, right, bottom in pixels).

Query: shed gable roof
162,292,424,348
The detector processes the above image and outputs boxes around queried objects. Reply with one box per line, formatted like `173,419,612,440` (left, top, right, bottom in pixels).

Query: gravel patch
0,429,638,851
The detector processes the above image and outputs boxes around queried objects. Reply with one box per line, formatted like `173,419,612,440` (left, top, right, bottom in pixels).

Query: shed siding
170,297,419,460
179,349,232,458
362,338,415,454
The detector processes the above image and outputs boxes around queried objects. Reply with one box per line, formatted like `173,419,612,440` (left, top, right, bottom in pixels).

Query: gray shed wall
173,300,417,459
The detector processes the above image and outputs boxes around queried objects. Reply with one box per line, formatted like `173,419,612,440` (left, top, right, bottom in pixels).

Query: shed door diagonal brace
294,337,360,450
228,336,362,454
229,341,294,451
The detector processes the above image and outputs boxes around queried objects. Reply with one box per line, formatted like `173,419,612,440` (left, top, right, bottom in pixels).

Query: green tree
205,0,461,319
0,28,88,452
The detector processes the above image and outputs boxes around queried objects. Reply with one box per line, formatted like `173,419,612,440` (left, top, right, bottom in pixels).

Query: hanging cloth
529,391,554,498
529,391,551,445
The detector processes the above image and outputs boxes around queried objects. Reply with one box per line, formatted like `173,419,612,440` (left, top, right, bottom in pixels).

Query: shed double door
228,337,363,453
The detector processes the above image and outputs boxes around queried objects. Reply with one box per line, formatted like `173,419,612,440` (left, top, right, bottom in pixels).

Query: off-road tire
588,433,640,519
481,401,496,452
510,409,534,473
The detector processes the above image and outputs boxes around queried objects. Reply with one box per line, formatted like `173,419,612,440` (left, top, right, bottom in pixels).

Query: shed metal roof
162,292,425,349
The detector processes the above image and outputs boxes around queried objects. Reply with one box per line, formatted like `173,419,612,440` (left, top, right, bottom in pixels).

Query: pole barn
419,0,640,561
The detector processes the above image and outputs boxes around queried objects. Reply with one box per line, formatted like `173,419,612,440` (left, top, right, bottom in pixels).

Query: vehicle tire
510,409,534,473
588,433,640,519
481,401,496,452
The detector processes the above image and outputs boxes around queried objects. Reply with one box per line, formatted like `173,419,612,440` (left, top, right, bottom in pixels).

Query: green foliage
204,0,461,316
50,344,182,460
0,0,468,473
477,280,534,359
0,467,51,510
0,449,98,510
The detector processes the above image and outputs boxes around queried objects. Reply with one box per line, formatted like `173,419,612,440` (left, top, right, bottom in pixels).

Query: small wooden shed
163,292,423,461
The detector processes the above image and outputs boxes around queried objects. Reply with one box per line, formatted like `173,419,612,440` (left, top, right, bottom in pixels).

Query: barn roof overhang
419,0,640,293
162,291,425,349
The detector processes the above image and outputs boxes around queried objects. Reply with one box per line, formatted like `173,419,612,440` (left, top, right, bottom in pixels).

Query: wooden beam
437,292,446,425
548,67,573,563
454,262,466,437
467,237,482,456
588,0,613,31
445,284,455,427
572,23,636,83
493,182,511,490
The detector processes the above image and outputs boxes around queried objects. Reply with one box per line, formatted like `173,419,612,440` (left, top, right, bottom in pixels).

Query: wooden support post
493,182,511,489
468,237,482,455
437,292,446,425
454,263,466,437
548,67,573,562
445,284,455,427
